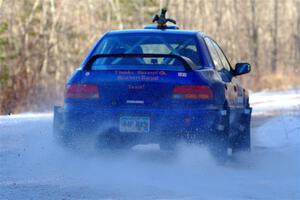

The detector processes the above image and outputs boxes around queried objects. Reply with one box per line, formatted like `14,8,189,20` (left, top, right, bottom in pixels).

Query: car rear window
90,33,201,71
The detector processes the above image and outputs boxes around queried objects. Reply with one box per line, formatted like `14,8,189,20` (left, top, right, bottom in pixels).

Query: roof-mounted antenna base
152,8,178,29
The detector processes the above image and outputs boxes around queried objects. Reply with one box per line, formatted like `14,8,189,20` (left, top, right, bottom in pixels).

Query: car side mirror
233,63,251,76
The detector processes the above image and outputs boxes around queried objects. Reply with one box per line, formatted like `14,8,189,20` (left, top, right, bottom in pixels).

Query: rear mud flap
232,107,252,151
241,107,252,128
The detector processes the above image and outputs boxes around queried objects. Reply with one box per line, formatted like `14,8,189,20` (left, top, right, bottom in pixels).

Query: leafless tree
0,0,299,114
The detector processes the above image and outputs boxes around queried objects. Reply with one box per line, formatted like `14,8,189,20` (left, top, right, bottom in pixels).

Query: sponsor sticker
178,72,187,77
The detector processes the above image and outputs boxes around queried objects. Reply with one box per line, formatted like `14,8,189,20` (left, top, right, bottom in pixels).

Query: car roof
106,28,207,38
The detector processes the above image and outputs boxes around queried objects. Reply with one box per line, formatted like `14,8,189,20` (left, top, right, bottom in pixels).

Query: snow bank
253,116,300,148
0,113,52,126
250,89,300,115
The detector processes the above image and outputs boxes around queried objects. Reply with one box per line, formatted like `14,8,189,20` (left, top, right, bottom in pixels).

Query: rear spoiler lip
83,53,196,71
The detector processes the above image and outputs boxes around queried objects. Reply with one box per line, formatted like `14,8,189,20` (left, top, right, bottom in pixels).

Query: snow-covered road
0,90,300,200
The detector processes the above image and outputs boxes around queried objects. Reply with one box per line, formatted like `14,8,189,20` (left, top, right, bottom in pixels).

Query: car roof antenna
152,8,176,28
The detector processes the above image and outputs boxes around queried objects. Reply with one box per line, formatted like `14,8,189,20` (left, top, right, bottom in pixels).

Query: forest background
0,0,299,114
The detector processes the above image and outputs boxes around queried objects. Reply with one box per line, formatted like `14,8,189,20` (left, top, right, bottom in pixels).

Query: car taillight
172,85,213,100
65,84,99,99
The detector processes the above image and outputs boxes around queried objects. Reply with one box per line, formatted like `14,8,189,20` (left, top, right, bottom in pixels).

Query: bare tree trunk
1,0,300,113
296,0,300,65
214,0,222,40
271,0,278,73
109,0,123,29
250,0,259,78
139,0,144,26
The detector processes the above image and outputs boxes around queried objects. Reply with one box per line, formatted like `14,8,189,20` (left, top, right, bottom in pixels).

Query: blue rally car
53,10,252,158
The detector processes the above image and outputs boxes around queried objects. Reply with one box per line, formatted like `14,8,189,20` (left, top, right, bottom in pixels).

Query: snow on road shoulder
0,113,52,126
253,115,300,148
250,89,300,149
250,89,300,115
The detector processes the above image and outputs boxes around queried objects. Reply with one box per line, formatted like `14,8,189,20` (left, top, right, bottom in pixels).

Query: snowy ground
250,89,300,115
0,90,300,200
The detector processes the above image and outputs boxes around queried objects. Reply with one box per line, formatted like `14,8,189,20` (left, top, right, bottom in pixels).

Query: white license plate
119,116,150,133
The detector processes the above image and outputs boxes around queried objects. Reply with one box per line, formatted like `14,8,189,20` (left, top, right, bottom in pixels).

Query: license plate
119,116,150,133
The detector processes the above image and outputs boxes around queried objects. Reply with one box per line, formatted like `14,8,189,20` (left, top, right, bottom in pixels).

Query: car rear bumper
57,105,224,143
